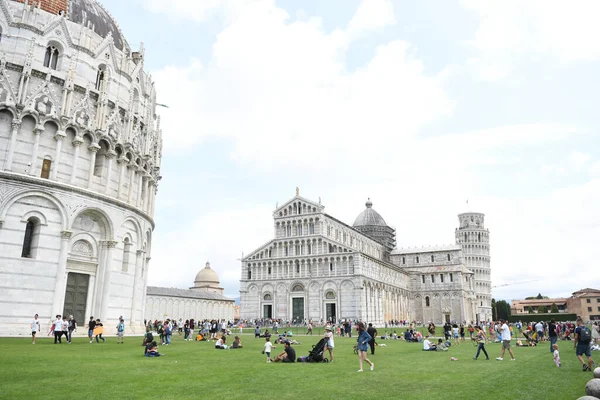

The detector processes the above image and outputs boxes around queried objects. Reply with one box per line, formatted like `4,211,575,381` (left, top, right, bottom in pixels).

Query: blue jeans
475,343,489,359
166,333,172,344
550,336,557,353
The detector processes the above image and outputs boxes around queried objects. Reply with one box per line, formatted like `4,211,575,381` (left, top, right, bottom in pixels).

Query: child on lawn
116,319,125,344
263,337,275,363
553,343,561,367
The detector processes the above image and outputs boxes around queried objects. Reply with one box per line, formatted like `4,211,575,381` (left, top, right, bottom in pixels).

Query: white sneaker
511,358,515,361
496,357,503,361
357,370,363,372
370,364,375,371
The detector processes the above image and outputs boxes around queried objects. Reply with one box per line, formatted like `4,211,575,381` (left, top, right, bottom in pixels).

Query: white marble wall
145,296,235,322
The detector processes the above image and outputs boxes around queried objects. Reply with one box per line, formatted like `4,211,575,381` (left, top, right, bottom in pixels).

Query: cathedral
240,192,492,325
0,0,162,334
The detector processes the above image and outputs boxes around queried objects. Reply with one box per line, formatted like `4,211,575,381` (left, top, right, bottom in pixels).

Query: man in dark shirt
87,316,96,344
367,323,377,355
274,341,296,363
548,319,558,353
574,318,595,371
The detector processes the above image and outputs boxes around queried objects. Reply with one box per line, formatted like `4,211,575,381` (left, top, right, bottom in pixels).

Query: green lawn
0,332,594,400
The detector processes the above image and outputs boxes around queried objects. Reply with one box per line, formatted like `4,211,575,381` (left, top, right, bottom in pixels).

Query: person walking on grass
263,337,275,363
53,315,63,344
473,326,490,360
31,314,40,344
88,316,96,343
116,318,125,344
367,323,377,355
67,315,77,344
356,322,374,372
324,326,334,362
496,320,515,361
94,319,106,343
574,318,595,372
61,316,68,342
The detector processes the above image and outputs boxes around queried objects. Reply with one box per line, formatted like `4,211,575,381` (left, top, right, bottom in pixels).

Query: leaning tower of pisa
0,0,163,335
455,212,492,322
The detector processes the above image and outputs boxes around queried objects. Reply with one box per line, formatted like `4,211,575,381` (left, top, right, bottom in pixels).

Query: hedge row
507,313,577,323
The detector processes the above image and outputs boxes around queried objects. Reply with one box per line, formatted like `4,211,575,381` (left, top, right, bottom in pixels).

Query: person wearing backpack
574,318,595,372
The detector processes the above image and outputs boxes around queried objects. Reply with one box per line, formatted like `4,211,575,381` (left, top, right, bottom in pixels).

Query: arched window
329,262,333,272
247,269,252,280
267,267,271,275
95,67,105,91
21,217,41,258
425,296,430,307
402,257,406,264
447,254,451,261
295,260,300,273
263,294,272,301
421,275,425,284
325,291,336,299
286,225,291,237
431,255,434,262
291,284,304,292
308,223,314,234
307,243,312,255
440,274,444,283
43,46,60,70
416,256,419,263
297,224,302,236
94,140,109,177
122,237,132,272
478,233,481,242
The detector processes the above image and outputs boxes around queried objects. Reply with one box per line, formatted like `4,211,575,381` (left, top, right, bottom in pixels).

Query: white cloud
462,0,600,80
347,0,395,39
151,0,453,173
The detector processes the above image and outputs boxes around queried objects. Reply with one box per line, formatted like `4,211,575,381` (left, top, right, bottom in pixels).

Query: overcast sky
103,0,600,302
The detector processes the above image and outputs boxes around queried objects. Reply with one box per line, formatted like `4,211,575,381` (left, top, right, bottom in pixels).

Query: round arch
1,190,68,230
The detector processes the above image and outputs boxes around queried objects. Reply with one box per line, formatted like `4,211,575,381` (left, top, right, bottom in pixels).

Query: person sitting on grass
255,326,261,338
273,341,296,363
392,331,398,340
145,341,163,357
231,336,242,348
436,339,449,351
215,336,229,349
423,335,437,351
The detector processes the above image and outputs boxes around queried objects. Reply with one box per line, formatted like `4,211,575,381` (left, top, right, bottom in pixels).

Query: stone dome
353,199,388,227
194,262,220,285
12,0,128,50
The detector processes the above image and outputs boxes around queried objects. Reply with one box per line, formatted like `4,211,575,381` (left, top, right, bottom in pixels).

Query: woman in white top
324,326,334,362
215,336,228,349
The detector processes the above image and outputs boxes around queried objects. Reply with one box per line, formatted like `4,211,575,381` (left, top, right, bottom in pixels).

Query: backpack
579,327,592,343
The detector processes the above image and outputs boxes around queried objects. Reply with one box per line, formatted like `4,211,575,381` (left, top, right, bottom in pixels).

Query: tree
491,298,497,320
527,306,534,314
550,303,559,313
538,305,548,313
496,300,511,320
536,293,544,299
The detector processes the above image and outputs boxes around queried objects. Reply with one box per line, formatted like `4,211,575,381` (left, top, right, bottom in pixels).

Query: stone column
127,165,136,204
50,130,66,180
29,125,44,176
103,150,117,194
70,136,83,184
116,156,128,199
100,240,118,321
130,249,145,327
4,121,21,171
52,230,72,314
140,255,151,326
142,175,151,211
136,167,144,208
87,143,100,188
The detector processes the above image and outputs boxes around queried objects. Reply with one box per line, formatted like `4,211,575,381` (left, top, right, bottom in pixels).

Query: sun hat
325,326,332,331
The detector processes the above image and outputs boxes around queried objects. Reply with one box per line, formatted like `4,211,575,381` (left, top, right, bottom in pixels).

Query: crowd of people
29,312,599,372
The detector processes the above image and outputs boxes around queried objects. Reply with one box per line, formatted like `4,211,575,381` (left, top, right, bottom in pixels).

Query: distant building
239,192,493,325
511,288,600,321
145,262,235,322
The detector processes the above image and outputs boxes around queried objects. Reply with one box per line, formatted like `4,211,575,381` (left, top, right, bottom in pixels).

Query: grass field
0,332,594,400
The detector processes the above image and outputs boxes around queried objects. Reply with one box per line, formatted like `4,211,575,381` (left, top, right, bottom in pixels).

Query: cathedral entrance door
326,303,336,322
263,304,272,319
444,314,450,324
63,272,89,324
292,298,304,321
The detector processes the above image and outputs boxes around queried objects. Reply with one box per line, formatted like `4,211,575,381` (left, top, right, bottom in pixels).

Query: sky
101,0,600,302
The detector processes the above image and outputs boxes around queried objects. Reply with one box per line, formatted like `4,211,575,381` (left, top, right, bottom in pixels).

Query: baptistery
0,0,162,334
